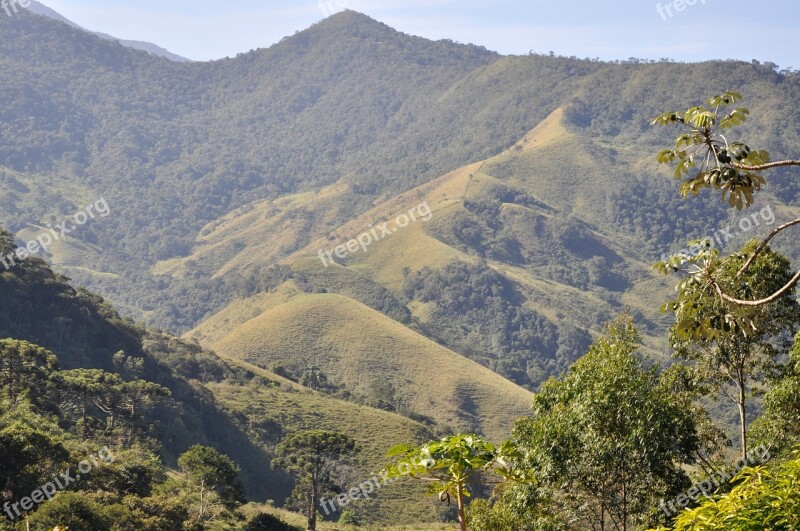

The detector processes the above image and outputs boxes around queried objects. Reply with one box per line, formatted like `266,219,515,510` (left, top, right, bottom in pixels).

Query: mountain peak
311,9,398,37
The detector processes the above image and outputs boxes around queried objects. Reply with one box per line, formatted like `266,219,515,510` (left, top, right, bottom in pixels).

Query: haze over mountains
2,7,798,369
23,0,191,62
1,4,799,528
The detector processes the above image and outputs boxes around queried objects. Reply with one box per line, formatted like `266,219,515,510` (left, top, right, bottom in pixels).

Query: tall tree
272,431,357,531
513,315,707,530
178,444,244,523
663,241,799,458
0,339,57,407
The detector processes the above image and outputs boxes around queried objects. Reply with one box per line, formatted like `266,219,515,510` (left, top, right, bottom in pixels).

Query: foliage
652,92,800,311
466,497,565,531
385,434,530,531
272,431,357,530
751,332,800,454
650,448,800,530
178,444,244,522
658,240,800,457
244,512,302,531
0,339,57,407
513,314,708,529
337,510,361,525
0,415,70,505
652,91,770,209
403,262,590,389
29,492,114,530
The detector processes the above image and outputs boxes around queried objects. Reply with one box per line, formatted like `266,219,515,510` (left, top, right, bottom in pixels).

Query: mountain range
0,5,799,526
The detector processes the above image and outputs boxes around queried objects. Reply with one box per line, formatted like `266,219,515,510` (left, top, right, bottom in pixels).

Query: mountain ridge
24,0,191,62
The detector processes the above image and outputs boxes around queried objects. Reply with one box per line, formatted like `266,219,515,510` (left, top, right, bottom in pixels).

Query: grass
204,355,454,525
241,503,458,530
194,292,534,441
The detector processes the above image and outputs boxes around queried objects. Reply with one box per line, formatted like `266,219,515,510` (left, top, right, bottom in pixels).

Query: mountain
0,5,798,430
0,227,454,523
24,0,191,62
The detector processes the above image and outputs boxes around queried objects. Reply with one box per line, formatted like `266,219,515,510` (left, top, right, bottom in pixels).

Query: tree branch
711,269,800,307
737,217,800,277
732,160,800,171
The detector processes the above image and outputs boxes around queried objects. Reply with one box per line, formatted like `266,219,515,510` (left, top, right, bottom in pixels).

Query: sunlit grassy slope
193,291,534,441
188,109,671,351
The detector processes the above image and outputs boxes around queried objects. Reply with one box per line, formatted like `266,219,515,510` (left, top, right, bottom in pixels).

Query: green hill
0,227,455,524
1,9,799,333
189,289,534,440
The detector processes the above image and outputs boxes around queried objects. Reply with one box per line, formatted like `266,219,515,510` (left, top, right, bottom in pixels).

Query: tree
513,315,707,530
298,366,331,392
177,445,243,522
664,241,799,459
243,512,302,531
54,368,170,437
0,418,70,512
272,431,357,531
650,448,800,530
750,332,800,454
0,339,57,406
385,434,528,531
652,91,800,308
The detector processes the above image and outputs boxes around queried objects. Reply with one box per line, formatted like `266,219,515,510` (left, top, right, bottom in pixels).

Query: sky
38,0,800,68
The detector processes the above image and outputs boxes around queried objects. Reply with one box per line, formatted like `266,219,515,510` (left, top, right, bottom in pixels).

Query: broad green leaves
653,240,799,342
386,435,529,500
385,434,532,531
652,92,769,209
651,448,800,530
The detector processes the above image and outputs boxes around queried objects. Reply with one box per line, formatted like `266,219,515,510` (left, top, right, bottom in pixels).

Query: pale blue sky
39,0,800,68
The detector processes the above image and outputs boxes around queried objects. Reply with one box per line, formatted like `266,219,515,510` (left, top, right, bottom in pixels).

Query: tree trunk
456,484,467,531
198,479,206,521
308,472,318,531
738,379,747,460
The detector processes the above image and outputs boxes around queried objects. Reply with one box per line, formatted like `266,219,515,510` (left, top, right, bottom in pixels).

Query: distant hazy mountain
25,0,191,62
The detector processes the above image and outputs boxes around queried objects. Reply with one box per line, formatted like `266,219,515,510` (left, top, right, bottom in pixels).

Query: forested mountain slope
1,9,798,335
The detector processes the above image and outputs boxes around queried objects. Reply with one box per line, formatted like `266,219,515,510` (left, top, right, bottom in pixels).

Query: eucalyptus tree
513,315,707,530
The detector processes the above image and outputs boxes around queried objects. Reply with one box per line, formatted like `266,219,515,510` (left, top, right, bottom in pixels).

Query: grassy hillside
190,290,534,441
180,104,799,404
